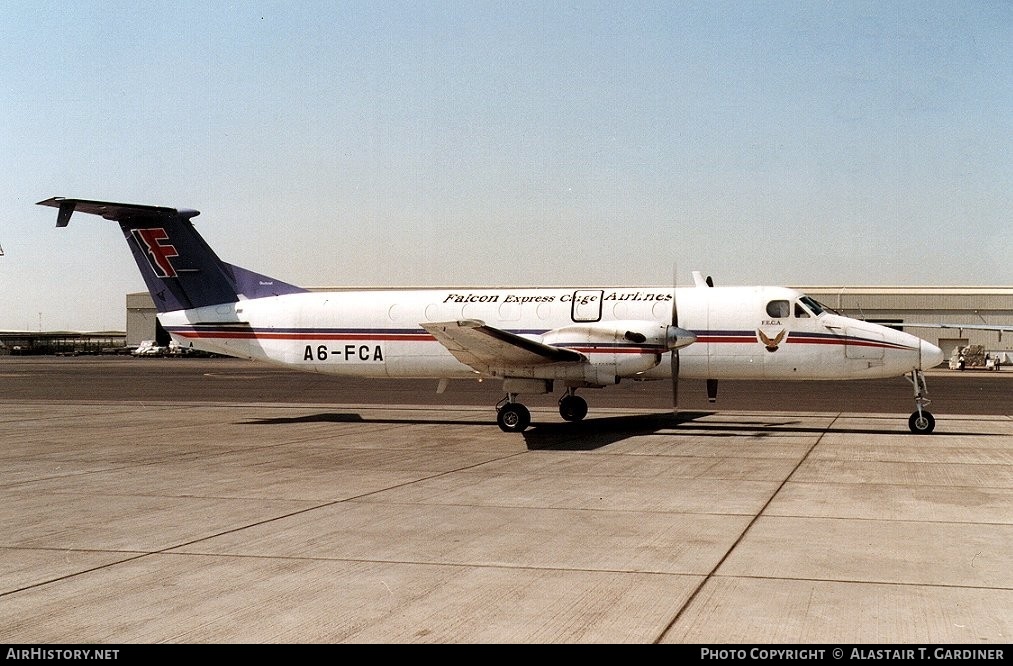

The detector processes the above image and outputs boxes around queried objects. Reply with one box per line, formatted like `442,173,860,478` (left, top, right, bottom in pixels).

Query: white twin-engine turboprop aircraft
40,197,946,433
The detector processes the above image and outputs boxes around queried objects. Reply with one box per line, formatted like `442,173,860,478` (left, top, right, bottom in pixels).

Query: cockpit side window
795,301,811,318
766,300,790,318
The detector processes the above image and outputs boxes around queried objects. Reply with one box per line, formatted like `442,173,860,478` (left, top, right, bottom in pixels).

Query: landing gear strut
906,369,935,434
558,389,588,422
496,394,531,433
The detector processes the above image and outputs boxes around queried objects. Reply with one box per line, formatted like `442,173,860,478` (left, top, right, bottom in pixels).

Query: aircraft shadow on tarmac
521,413,1008,449
522,411,717,450
240,411,1006,450
240,411,714,449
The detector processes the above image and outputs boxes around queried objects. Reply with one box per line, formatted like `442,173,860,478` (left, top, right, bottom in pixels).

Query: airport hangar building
126,286,1013,366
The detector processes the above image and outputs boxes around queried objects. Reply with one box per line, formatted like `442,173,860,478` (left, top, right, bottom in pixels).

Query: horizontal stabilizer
38,197,196,225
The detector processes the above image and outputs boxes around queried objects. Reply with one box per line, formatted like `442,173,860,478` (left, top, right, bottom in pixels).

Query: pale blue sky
2,1,1010,330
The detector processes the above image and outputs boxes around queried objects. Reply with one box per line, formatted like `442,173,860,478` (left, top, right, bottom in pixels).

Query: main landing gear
906,369,935,434
496,394,531,433
496,388,589,432
558,388,588,422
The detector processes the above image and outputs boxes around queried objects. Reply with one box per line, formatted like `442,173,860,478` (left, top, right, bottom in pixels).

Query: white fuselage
159,285,943,384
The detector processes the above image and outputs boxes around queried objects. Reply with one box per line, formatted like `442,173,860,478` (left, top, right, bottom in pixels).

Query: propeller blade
671,348,679,414
671,267,679,414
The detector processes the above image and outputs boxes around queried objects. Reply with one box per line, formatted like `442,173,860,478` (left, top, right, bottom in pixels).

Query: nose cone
920,339,944,370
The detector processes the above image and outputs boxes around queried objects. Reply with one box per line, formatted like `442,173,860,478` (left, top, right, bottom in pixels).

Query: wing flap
421,320,584,372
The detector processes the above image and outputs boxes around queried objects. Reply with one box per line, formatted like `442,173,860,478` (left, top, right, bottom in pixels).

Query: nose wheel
906,369,935,434
908,410,935,434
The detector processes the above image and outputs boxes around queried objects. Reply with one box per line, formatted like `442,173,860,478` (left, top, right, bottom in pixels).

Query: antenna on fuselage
703,275,717,403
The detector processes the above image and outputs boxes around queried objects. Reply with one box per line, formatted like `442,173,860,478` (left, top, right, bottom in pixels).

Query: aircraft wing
421,319,585,373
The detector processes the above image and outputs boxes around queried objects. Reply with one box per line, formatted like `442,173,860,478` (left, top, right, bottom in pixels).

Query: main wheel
497,403,531,432
558,395,588,422
908,411,935,434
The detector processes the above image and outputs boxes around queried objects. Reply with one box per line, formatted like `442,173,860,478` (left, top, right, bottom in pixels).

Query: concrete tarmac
0,357,1010,644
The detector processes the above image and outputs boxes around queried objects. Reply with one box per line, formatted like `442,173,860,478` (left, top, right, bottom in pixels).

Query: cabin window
766,300,790,318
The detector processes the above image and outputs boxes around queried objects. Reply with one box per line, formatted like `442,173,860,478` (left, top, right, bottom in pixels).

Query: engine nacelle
537,320,695,383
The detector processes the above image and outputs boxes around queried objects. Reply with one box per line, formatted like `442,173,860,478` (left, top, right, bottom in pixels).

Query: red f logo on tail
132,228,179,278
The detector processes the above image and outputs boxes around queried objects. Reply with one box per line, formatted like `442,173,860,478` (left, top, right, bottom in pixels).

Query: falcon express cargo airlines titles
39,197,945,433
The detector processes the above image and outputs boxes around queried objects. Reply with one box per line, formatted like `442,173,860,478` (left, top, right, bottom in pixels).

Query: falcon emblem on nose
757,329,786,352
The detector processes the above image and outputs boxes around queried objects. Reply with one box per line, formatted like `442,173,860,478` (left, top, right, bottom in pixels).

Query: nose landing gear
906,369,935,434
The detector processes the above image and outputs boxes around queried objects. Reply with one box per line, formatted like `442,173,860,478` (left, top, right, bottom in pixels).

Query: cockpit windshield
798,295,837,316
768,295,840,319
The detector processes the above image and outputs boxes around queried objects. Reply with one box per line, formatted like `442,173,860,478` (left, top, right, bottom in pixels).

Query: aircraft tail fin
38,197,307,313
